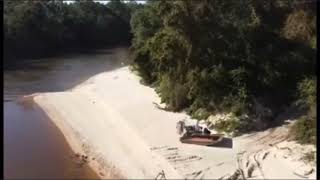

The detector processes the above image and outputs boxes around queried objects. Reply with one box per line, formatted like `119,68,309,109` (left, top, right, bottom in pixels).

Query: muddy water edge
4,47,129,179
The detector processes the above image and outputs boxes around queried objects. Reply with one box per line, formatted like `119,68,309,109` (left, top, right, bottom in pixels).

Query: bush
290,116,316,145
131,48,156,85
282,9,316,46
191,108,211,120
157,74,190,111
302,151,316,163
214,114,254,136
290,77,316,145
297,77,316,108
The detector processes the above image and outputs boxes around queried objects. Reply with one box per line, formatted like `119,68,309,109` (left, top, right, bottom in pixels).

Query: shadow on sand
207,137,233,149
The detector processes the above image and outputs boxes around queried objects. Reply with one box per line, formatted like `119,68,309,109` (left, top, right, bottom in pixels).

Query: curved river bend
4,48,129,179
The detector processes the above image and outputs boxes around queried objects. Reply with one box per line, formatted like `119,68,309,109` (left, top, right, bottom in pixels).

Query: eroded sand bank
32,66,316,179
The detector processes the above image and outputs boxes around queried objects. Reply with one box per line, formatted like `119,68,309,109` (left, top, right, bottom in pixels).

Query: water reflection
4,48,129,101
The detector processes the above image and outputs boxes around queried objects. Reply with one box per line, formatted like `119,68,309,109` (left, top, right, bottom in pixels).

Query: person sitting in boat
203,126,211,135
194,121,202,132
176,120,211,136
196,121,212,135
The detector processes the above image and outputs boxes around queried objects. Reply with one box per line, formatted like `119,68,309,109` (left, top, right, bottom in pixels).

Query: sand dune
32,66,316,179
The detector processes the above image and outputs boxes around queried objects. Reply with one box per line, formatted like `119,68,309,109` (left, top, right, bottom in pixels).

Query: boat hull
180,134,224,146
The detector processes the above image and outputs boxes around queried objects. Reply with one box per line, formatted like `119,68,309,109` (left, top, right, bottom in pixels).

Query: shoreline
5,98,100,179
20,95,124,179
30,66,316,179
40,103,123,179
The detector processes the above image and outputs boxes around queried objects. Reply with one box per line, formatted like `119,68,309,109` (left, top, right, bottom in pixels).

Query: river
4,47,129,179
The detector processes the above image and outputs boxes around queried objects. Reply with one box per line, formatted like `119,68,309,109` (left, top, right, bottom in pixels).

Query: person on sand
176,119,194,136
176,120,185,135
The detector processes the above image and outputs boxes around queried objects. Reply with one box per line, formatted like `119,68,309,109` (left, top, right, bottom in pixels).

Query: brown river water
4,47,129,179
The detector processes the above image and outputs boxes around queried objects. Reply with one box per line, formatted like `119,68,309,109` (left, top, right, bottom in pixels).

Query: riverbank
31,66,316,179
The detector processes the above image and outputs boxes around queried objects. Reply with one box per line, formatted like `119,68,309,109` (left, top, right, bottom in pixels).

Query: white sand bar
33,66,316,179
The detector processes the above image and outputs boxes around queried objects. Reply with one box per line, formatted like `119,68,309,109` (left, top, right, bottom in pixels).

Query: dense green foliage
130,1,316,133
291,115,316,145
4,0,142,66
290,77,316,145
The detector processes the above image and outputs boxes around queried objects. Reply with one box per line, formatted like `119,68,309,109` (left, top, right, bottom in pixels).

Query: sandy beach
31,66,316,179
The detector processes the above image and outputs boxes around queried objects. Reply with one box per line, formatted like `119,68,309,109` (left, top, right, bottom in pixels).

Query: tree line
130,0,316,143
4,0,142,66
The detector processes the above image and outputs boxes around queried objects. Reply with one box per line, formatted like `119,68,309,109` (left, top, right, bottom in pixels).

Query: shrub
282,9,315,43
297,77,316,108
302,151,316,163
290,116,316,145
290,77,316,145
214,114,254,136
191,108,211,120
157,74,189,111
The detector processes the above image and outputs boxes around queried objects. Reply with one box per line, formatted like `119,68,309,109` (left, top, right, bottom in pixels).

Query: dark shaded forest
130,0,316,143
4,0,142,66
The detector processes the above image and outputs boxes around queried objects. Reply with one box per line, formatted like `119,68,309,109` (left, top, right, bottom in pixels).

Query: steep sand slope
33,66,316,179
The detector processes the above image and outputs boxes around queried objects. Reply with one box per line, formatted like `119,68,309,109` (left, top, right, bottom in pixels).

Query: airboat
177,120,224,146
